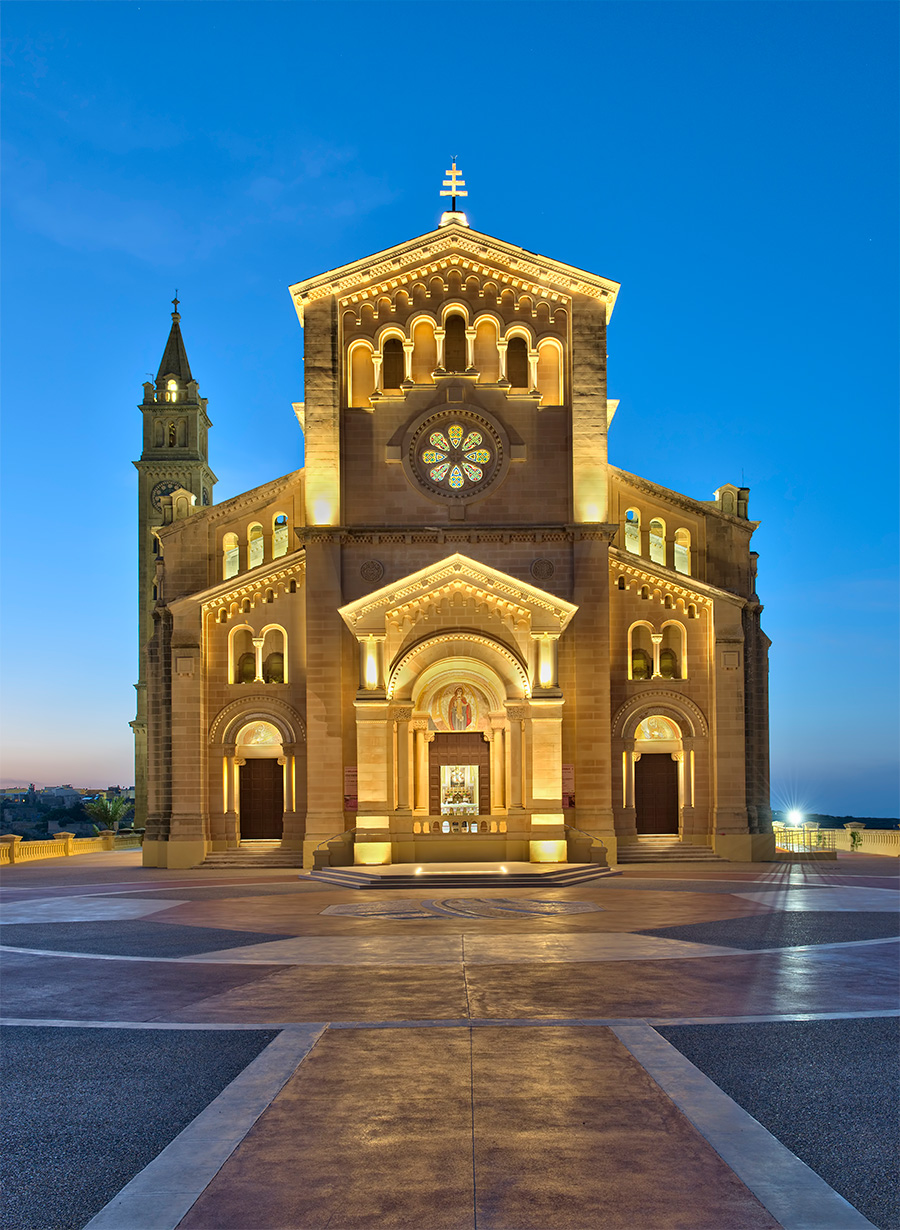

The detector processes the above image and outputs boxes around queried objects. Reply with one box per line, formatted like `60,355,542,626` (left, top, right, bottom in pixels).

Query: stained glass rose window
403,407,507,502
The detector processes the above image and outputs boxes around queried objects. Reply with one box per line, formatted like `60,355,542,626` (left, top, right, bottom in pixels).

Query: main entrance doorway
429,732,490,815
239,759,284,839
635,754,678,834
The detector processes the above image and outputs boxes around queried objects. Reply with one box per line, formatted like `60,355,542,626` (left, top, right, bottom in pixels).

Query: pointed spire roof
156,295,193,384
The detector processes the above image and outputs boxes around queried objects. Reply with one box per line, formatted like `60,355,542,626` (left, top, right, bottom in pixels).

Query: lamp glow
788,810,803,826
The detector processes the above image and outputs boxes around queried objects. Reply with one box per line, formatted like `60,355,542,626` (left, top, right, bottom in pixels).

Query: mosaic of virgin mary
448,686,473,731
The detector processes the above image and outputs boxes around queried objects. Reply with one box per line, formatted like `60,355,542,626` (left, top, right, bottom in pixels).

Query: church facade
134,206,773,870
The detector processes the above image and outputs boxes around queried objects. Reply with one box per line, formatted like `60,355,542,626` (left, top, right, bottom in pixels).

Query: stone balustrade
0,831,143,865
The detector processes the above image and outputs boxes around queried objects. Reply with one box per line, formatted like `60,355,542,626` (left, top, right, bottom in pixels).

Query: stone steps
616,837,728,864
197,842,303,869
308,863,615,890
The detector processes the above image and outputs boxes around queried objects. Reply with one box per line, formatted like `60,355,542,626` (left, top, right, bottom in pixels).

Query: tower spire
156,294,193,384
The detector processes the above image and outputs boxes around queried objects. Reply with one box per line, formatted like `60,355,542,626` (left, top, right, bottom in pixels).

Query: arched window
507,337,529,388
230,626,255,684
411,319,437,383
348,342,375,407
674,529,691,576
473,319,500,381
167,379,178,403
261,626,287,683
167,421,176,447
223,533,239,580
154,420,164,447
661,623,686,679
264,652,284,684
444,314,467,371
617,576,626,590
272,514,289,559
624,509,641,554
649,518,666,566
382,337,404,389
630,624,654,680
176,419,187,447
536,340,563,404
248,523,264,569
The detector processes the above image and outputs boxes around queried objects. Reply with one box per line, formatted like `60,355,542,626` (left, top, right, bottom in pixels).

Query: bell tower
132,300,217,827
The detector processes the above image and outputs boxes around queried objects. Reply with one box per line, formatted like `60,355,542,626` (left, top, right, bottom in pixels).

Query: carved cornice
289,225,620,324
609,552,747,609
296,525,573,547
343,554,576,629
610,557,713,607
198,556,306,615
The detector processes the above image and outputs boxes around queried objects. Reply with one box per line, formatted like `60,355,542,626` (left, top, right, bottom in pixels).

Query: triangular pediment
338,553,577,638
289,223,620,325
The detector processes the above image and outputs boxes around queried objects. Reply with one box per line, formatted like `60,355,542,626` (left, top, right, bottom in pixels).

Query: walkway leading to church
1,853,897,1230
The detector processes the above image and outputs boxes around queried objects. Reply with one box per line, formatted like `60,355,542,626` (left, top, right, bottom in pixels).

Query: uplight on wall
312,498,333,526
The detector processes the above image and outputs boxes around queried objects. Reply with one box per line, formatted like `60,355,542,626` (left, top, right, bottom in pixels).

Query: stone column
465,327,477,369
572,526,616,857
497,339,509,384
303,535,346,865
651,633,663,678
412,720,430,814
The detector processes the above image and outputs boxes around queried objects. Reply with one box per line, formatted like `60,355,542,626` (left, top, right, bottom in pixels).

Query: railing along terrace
772,824,836,854
0,831,143,865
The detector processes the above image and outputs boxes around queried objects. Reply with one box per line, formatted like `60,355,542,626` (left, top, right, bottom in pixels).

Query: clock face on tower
150,480,183,512
404,406,507,502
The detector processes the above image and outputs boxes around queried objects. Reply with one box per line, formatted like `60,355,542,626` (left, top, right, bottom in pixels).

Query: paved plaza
1,852,897,1230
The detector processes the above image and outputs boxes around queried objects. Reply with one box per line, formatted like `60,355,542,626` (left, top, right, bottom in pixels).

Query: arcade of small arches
347,309,565,407
622,508,692,575
227,623,288,685
628,621,687,681
222,514,290,580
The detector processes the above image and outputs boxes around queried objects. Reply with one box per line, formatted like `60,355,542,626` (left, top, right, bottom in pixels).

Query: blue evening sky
1,2,897,815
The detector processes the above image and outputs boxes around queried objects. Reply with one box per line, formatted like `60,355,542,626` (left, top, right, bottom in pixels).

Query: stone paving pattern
1,851,897,1230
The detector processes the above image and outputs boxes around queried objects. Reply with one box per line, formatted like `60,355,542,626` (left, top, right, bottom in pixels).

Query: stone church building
134,202,773,869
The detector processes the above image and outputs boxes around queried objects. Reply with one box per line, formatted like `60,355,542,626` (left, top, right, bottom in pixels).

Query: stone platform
1,850,897,1230
309,860,616,889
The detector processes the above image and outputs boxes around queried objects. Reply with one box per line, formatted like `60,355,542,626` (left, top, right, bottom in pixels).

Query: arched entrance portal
634,716,681,836
236,721,283,840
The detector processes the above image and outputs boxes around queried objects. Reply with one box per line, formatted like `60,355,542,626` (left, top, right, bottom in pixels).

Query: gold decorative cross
440,160,467,211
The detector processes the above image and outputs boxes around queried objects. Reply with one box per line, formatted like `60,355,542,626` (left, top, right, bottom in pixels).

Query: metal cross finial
440,160,468,212
171,290,180,316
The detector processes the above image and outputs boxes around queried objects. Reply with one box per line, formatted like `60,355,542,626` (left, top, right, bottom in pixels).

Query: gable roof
289,222,620,325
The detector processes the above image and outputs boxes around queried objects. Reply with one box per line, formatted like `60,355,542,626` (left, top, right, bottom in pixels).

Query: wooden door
429,732,490,815
634,754,678,834
239,759,284,839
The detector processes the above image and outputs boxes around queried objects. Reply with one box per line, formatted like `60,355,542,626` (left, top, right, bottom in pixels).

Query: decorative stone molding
609,556,714,608
611,691,709,739
387,631,531,700
530,558,554,581
200,558,306,617
208,696,306,745
360,560,385,583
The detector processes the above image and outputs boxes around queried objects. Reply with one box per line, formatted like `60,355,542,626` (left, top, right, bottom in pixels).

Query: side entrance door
239,759,284,839
634,754,678,835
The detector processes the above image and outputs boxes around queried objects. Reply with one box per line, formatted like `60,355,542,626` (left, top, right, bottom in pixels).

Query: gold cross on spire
440,159,467,211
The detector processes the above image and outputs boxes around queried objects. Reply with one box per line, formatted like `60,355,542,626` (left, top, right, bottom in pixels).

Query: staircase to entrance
616,836,729,864
197,841,302,868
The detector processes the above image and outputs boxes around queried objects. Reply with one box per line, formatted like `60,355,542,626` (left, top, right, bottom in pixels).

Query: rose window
420,423,493,490
404,407,507,502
